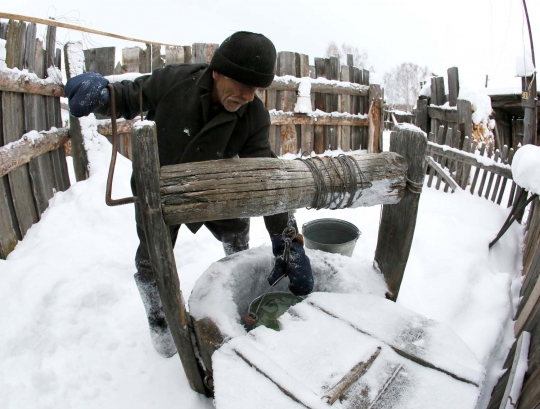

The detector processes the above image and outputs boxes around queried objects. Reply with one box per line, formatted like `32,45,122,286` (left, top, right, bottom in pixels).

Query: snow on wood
0,127,69,178
0,66,64,97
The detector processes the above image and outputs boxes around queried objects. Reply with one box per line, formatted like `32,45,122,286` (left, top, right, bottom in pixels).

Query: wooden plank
340,65,351,151
269,78,369,96
477,143,493,197
313,57,326,153
160,152,407,225
427,106,458,122
426,156,458,192
4,19,39,237
23,24,56,215
447,67,459,107
470,142,486,194
326,57,339,150
64,42,89,182
457,136,471,189
0,89,20,258
122,47,140,73
165,46,184,65
515,272,540,337
277,51,297,154
497,331,531,409
426,132,437,188
368,84,382,153
183,45,192,63
139,43,151,74
151,44,164,71
297,53,313,154
45,29,70,193
130,122,206,394
83,46,115,75
361,69,369,149
416,98,428,132
351,67,362,150
491,146,507,202
484,150,500,200
430,76,446,106
374,125,427,301
444,128,460,193
435,128,453,191
497,147,513,205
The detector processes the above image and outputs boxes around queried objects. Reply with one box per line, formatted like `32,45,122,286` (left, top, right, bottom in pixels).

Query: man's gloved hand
65,72,110,117
268,235,314,296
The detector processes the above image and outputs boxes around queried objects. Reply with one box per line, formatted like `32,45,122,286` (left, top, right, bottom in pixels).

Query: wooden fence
0,18,385,260
0,19,70,259
80,42,379,158
488,196,540,408
411,67,520,208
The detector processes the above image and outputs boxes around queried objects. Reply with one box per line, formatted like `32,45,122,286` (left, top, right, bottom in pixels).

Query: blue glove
269,235,314,296
65,72,109,117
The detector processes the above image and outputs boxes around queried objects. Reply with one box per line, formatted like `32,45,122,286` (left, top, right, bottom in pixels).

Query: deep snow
0,127,524,409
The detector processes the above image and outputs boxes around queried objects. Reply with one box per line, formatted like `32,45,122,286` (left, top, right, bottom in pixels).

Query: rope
295,153,372,210
406,177,423,194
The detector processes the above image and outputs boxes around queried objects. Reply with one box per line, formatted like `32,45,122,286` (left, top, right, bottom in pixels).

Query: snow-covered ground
0,127,524,408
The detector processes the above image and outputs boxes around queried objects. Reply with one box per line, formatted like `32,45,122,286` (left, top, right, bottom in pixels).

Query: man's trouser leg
134,204,250,357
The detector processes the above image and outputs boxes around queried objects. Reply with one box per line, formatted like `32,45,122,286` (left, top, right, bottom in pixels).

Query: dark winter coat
102,63,290,236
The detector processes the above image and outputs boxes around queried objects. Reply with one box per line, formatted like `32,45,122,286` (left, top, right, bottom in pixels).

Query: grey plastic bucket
302,218,361,257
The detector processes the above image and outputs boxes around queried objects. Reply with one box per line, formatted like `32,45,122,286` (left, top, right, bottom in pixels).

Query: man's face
212,71,258,112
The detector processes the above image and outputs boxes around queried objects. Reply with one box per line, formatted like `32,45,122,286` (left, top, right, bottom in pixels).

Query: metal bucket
302,218,361,257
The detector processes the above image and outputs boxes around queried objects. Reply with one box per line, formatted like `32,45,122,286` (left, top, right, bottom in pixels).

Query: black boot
134,270,177,358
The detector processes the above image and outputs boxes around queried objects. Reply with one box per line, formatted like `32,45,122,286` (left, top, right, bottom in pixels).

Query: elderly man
65,32,314,357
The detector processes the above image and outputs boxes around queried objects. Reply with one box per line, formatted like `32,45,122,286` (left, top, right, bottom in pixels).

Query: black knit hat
210,31,276,88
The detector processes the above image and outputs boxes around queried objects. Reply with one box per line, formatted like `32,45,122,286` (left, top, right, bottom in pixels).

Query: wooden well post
374,125,427,301
130,122,207,395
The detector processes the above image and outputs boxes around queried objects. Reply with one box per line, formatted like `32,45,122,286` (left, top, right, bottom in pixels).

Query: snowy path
0,128,523,408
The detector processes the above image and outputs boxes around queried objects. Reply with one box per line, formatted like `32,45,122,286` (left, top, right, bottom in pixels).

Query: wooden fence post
313,57,326,153
130,122,206,395
447,67,459,107
83,46,115,75
374,125,427,301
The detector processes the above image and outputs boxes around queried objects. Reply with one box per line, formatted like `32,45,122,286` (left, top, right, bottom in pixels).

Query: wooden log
83,47,115,76
130,122,206,394
277,51,297,154
160,152,407,226
374,125,427,301
323,347,381,404
368,84,382,153
447,67,459,107
0,128,69,178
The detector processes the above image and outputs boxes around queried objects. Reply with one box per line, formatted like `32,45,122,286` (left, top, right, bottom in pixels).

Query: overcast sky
3,0,539,90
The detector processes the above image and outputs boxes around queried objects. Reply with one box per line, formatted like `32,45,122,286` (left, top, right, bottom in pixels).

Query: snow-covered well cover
190,246,484,408
213,293,483,409
188,245,388,369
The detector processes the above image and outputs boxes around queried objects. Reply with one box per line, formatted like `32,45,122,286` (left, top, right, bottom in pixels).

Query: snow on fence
0,19,70,259
488,194,540,408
